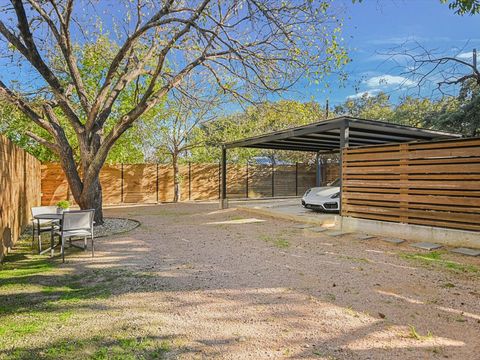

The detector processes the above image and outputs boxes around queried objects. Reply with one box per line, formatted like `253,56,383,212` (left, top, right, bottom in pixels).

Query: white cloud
364,75,414,88
347,89,381,100
456,51,477,60
368,36,451,46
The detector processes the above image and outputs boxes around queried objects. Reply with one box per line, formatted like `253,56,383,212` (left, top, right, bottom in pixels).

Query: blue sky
290,0,480,108
1,1,478,111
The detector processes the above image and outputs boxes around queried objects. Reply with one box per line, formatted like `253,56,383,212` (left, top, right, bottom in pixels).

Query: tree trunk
172,153,180,203
78,174,104,225
59,150,105,225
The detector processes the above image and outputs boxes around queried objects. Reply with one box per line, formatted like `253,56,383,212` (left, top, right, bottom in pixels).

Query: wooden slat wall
1,135,41,261
158,164,174,202
248,165,273,198
342,137,480,232
41,163,70,205
274,165,296,197
227,164,248,199
189,164,220,200
100,164,122,204
297,164,316,196
41,162,337,205
123,164,157,203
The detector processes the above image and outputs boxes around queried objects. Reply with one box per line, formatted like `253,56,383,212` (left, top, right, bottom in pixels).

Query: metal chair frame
55,209,95,263
31,206,58,252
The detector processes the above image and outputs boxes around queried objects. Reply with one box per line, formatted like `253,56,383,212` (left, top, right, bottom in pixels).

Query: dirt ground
1,202,480,359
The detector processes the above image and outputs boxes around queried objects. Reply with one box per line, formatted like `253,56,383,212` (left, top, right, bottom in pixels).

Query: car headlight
330,192,340,199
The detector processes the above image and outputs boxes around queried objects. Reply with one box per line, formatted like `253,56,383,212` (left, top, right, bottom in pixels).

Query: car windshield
328,179,340,187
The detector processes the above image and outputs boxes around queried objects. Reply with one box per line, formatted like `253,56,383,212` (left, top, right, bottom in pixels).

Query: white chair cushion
56,229,92,237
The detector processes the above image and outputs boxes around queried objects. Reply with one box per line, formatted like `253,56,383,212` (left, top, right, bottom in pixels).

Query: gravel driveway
3,202,480,359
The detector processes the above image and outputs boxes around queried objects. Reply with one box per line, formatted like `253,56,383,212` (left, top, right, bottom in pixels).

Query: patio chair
55,209,95,263
31,206,59,251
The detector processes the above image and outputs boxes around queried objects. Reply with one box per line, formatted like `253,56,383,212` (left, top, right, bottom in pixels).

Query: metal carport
219,116,460,208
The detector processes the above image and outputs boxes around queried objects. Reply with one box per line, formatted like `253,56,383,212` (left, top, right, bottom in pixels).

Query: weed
313,351,337,360
400,252,479,274
345,306,360,318
341,255,371,263
260,234,290,249
407,325,433,341
44,340,77,358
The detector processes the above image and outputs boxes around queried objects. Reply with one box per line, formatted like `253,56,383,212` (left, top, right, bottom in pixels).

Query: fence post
156,163,159,203
246,162,249,198
271,162,275,198
295,162,298,196
218,161,221,199
188,162,192,201
121,163,124,203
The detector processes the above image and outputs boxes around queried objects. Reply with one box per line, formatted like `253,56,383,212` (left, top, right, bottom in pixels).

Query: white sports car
301,179,340,212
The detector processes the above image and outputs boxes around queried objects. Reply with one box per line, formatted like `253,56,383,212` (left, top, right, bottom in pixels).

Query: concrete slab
326,231,346,237
308,227,328,233
206,218,265,225
382,238,405,245
342,216,480,249
356,234,376,241
451,247,480,257
293,224,314,229
233,198,339,228
411,242,443,251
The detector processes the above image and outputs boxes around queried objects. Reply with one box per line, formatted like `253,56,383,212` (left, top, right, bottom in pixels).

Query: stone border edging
94,217,141,238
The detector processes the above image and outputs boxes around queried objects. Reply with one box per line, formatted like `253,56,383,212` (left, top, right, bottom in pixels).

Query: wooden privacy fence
0,135,41,260
41,162,338,206
341,137,480,232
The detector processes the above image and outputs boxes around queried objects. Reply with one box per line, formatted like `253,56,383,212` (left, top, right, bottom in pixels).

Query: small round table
33,213,62,256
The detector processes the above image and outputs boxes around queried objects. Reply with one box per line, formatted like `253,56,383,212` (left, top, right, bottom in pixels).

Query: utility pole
325,99,329,119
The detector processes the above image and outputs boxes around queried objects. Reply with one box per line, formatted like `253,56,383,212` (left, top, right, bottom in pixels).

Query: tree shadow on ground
1,204,479,360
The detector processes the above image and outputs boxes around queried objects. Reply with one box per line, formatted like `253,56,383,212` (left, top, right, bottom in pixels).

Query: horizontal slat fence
341,137,480,232
41,162,336,206
0,135,41,261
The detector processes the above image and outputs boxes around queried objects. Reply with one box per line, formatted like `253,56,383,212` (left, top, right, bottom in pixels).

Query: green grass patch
399,251,479,274
5,336,171,360
260,235,290,249
0,318,42,337
0,258,53,280
0,310,62,339
90,336,170,360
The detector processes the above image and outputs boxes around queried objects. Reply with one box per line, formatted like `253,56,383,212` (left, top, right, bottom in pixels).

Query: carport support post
220,146,228,209
339,121,350,214
315,152,321,187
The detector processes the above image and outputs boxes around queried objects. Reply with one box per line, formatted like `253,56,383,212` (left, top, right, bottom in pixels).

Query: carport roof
223,116,460,152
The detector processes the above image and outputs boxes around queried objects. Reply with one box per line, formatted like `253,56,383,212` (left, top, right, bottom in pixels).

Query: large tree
333,92,394,121
191,100,325,164
0,0,348,222
145,77,221,202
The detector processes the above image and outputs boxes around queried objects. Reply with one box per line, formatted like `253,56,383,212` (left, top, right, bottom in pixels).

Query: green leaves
440,0,480,15
190,100,325,164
